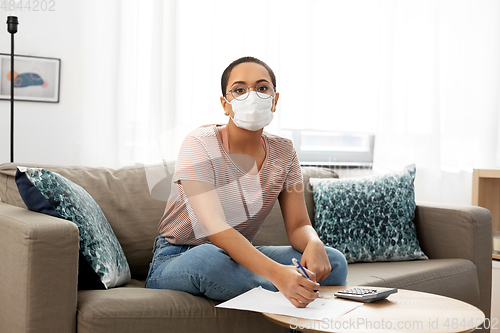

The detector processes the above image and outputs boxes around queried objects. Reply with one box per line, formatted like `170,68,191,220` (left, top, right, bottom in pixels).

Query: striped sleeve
174,135,215,185
282,148,303,191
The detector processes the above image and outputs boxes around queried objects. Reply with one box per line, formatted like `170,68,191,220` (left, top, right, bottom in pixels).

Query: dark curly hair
221,56,276,96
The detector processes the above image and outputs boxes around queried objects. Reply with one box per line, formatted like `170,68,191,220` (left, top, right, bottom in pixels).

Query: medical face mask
228,91,274,131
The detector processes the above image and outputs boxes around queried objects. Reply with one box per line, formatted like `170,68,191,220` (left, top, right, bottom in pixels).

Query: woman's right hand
271,264,320,308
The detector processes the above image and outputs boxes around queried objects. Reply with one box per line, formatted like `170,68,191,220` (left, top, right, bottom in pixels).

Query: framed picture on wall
0,54,60,103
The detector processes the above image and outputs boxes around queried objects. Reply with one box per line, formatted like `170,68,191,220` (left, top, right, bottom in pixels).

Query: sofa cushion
346,258,480,306
76,258,479,333
310,165,427,263
77,280,290,333
15,167,130,289
0,163,167,279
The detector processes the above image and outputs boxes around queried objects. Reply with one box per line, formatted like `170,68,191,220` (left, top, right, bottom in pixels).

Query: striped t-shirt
158,124,303,245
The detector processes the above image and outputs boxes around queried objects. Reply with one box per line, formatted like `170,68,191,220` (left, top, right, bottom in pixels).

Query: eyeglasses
226,82,275,101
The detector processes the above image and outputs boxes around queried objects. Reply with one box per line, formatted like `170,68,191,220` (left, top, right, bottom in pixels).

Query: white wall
0,2,84,166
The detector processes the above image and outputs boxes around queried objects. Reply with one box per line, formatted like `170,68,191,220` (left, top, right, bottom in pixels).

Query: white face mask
228,91,274,131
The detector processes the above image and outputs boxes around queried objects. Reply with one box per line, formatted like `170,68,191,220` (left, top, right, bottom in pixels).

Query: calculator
334,287,398,303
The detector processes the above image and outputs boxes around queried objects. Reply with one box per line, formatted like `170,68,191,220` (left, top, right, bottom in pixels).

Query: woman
145,56,347,308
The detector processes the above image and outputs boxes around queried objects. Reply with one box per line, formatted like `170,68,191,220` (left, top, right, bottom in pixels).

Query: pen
292,258,321,297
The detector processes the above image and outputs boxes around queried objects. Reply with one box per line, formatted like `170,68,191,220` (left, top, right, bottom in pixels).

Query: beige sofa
0,162,492,333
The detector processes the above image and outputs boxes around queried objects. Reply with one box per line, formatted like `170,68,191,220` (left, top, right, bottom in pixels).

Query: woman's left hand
300,239,331,282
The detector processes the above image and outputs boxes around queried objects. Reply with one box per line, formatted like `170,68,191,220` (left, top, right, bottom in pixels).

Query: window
281,129,374,167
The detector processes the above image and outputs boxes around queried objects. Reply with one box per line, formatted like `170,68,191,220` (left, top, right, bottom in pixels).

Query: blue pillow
15,167,131,289
310,165,427,263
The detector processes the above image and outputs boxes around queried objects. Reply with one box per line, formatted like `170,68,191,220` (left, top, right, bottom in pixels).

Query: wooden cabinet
472,169,500,260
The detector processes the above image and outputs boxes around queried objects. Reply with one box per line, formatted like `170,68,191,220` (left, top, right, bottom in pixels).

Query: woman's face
220,62,279,119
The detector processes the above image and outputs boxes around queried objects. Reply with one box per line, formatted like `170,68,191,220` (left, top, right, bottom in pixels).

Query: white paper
216,286,362,321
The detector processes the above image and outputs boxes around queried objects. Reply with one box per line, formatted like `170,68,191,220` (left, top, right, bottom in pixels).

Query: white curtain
77,0,500,205
374,0,500,205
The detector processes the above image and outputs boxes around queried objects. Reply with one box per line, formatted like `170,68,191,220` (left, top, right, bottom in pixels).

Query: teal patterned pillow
310,165,427,263
16,167,131,288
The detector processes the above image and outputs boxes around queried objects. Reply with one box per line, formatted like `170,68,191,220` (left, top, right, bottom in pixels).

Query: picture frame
0,54,60,103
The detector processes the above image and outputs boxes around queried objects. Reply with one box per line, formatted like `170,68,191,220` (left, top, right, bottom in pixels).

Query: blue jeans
145,236,348,301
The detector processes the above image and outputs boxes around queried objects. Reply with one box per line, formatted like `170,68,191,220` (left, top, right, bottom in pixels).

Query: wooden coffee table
263,286,485,333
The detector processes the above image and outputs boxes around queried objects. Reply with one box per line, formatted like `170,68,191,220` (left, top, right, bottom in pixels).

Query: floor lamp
7,16,18,163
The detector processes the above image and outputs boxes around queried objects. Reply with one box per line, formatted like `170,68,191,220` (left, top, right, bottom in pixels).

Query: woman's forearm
208,227,282,282
288,224,322,253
